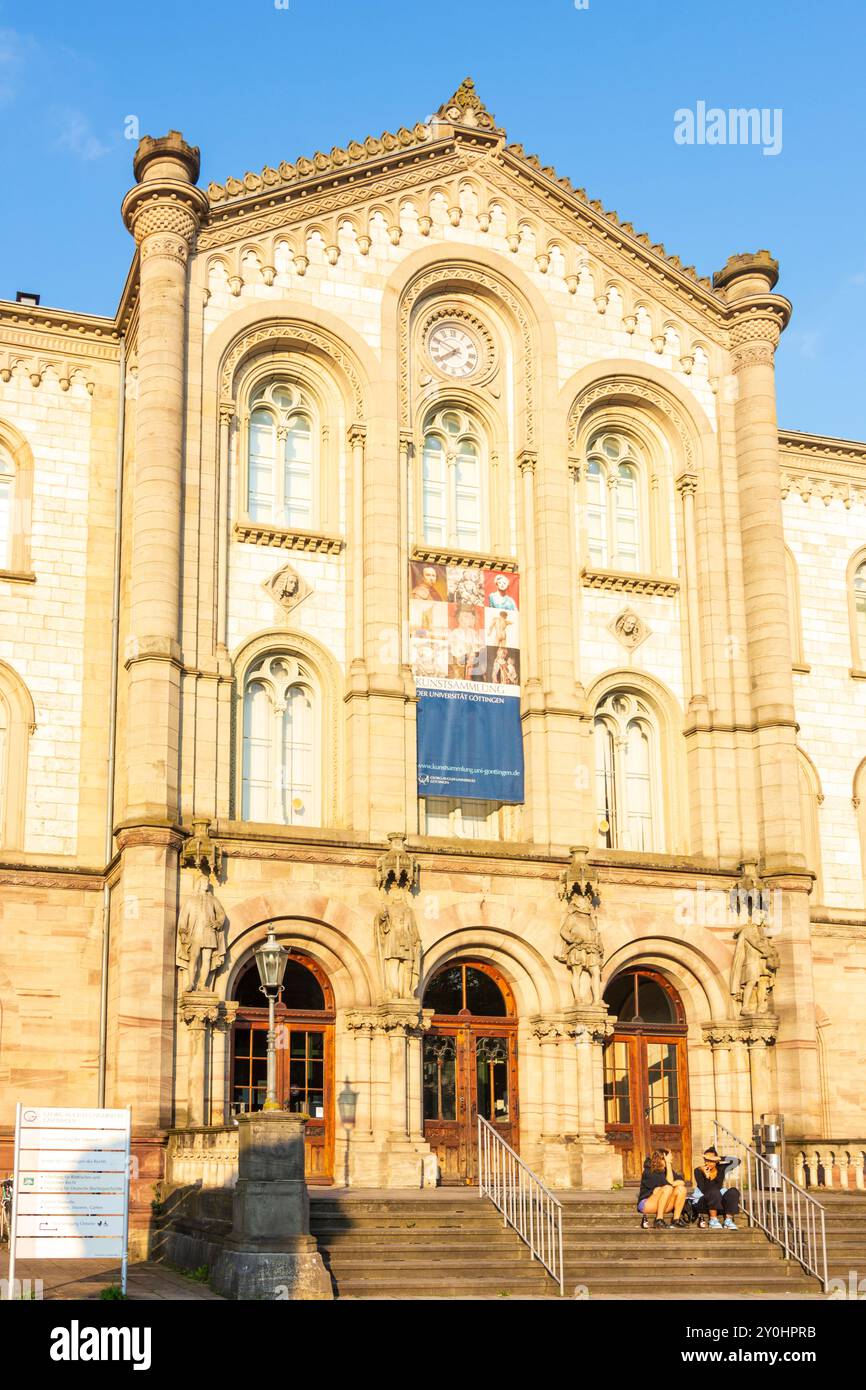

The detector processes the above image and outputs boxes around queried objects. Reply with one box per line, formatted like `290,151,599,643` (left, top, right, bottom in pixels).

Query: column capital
347,423,367,448
702,1015,780,1048
518,449,537,476
676,471,699,497
121,131,208,247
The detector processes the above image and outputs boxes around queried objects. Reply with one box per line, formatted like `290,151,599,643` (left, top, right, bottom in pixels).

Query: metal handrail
713,1120,828,1291
477,1116,564,1295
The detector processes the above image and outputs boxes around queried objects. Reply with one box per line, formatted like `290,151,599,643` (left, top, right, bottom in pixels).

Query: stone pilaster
343,1003,435,1187
703,1014,780,1137
714,252,803,874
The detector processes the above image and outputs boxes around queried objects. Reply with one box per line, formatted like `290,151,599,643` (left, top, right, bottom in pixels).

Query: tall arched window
582,432,646,572
0,447,14,569
247,381,316,529
594,690,662,851
786,547,807,669
0,660,34,849
421,408,486,550
241,653,319,825
854,561,866,668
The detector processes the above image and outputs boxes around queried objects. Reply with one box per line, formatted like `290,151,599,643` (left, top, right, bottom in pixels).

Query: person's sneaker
708,1217,723,1229
653,1218,668,1229
672,1216,690,1228
723,1216,738,1230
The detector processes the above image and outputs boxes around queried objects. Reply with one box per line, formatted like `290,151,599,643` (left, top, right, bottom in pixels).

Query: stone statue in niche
555,893,604,1006
176,873,227,992
610,608,650,652
730,911,779,1016
374,886,421,1000
263,562,310,617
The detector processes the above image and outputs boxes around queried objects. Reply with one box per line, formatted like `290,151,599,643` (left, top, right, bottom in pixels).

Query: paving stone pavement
1,1249,224,1300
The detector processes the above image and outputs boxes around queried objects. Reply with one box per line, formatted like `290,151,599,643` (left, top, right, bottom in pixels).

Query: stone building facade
1,81,864,1245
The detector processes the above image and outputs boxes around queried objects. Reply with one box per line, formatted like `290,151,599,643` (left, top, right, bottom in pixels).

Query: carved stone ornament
344,1002,431,1036
702,1017,780,1048
558,845,599,905
531,1006,614,1044
181,816,222,876
610,607,651,652
262,562,311,617
376,832,418,892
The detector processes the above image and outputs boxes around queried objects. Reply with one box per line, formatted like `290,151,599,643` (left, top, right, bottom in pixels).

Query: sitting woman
694,1146,740,1229
637,1149,689,1229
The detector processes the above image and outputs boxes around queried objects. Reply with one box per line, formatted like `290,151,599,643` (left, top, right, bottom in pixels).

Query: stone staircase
820,1191,866,1291
310,1188,827,1299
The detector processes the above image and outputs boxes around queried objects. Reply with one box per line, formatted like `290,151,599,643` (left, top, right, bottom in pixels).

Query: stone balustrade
165,1125,239,1191
789,1141,866,1190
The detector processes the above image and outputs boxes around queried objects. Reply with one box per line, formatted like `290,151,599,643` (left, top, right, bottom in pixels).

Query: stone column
179,993,220,1129
714,252,803,873
703,1017,779,1139
212,1000,239,1125
120,132,208,821
531,1008,619,1189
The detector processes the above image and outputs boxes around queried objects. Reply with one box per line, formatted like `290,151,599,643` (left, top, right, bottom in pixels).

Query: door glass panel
423,1036,457,1121
645,1042,679,1125
604,1040,631,1124
475,1037,510,1122
464,968,507,1017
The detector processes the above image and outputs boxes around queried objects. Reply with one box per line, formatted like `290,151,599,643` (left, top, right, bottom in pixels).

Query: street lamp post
254,928,289,1112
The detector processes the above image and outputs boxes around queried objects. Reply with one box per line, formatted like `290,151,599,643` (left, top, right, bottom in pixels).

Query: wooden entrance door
602,969,692,1183
230,951,335,1184
422,962,518,1185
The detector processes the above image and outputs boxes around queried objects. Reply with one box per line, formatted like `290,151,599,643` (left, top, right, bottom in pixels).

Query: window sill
0,568,36,584
411,543,518,572
233,520,343,554
792,662,811,674
850,668,866,681
581,566,679,597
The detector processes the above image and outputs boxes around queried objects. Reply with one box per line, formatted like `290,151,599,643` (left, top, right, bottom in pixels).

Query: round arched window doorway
602,968,691,1183
421,960,518,1185
230,947,335,1184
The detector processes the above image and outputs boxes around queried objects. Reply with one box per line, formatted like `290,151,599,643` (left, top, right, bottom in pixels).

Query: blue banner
416,681,524,803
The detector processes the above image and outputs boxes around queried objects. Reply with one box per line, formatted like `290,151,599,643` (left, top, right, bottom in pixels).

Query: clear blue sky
1,0,864,439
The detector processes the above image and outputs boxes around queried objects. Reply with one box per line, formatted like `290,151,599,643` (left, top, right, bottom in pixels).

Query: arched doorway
422,960,518,1185
602,968,692,1183
230,949,335,1184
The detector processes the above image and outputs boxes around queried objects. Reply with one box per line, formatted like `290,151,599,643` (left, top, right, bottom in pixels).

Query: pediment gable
201,78,728,334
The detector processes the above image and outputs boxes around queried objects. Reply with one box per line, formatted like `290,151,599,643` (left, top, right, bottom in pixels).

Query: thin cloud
851,271,866,287
0,26,36,107
53,108,112,162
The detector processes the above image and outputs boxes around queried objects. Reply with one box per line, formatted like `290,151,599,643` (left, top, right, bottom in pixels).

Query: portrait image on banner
409,562,524,803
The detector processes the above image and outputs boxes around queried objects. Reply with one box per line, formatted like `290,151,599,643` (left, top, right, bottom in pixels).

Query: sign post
6,1104,131,1299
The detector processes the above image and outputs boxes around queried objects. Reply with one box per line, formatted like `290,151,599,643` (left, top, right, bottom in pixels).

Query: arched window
421,408,486,550
785,547,807,669
0,661,34,849
594,690,662,851
241,653,319,826
854,560,866,672
798,751,823,901
0,447,14,569
582,431,647,572
247,381,316,529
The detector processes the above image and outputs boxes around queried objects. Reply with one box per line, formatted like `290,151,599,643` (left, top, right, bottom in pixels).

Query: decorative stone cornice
410,543,518,572
376,832,419,892
233,521,344,554
580,567,679,598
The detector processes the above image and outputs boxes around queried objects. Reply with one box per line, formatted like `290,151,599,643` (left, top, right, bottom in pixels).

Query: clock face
427,323,481,378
